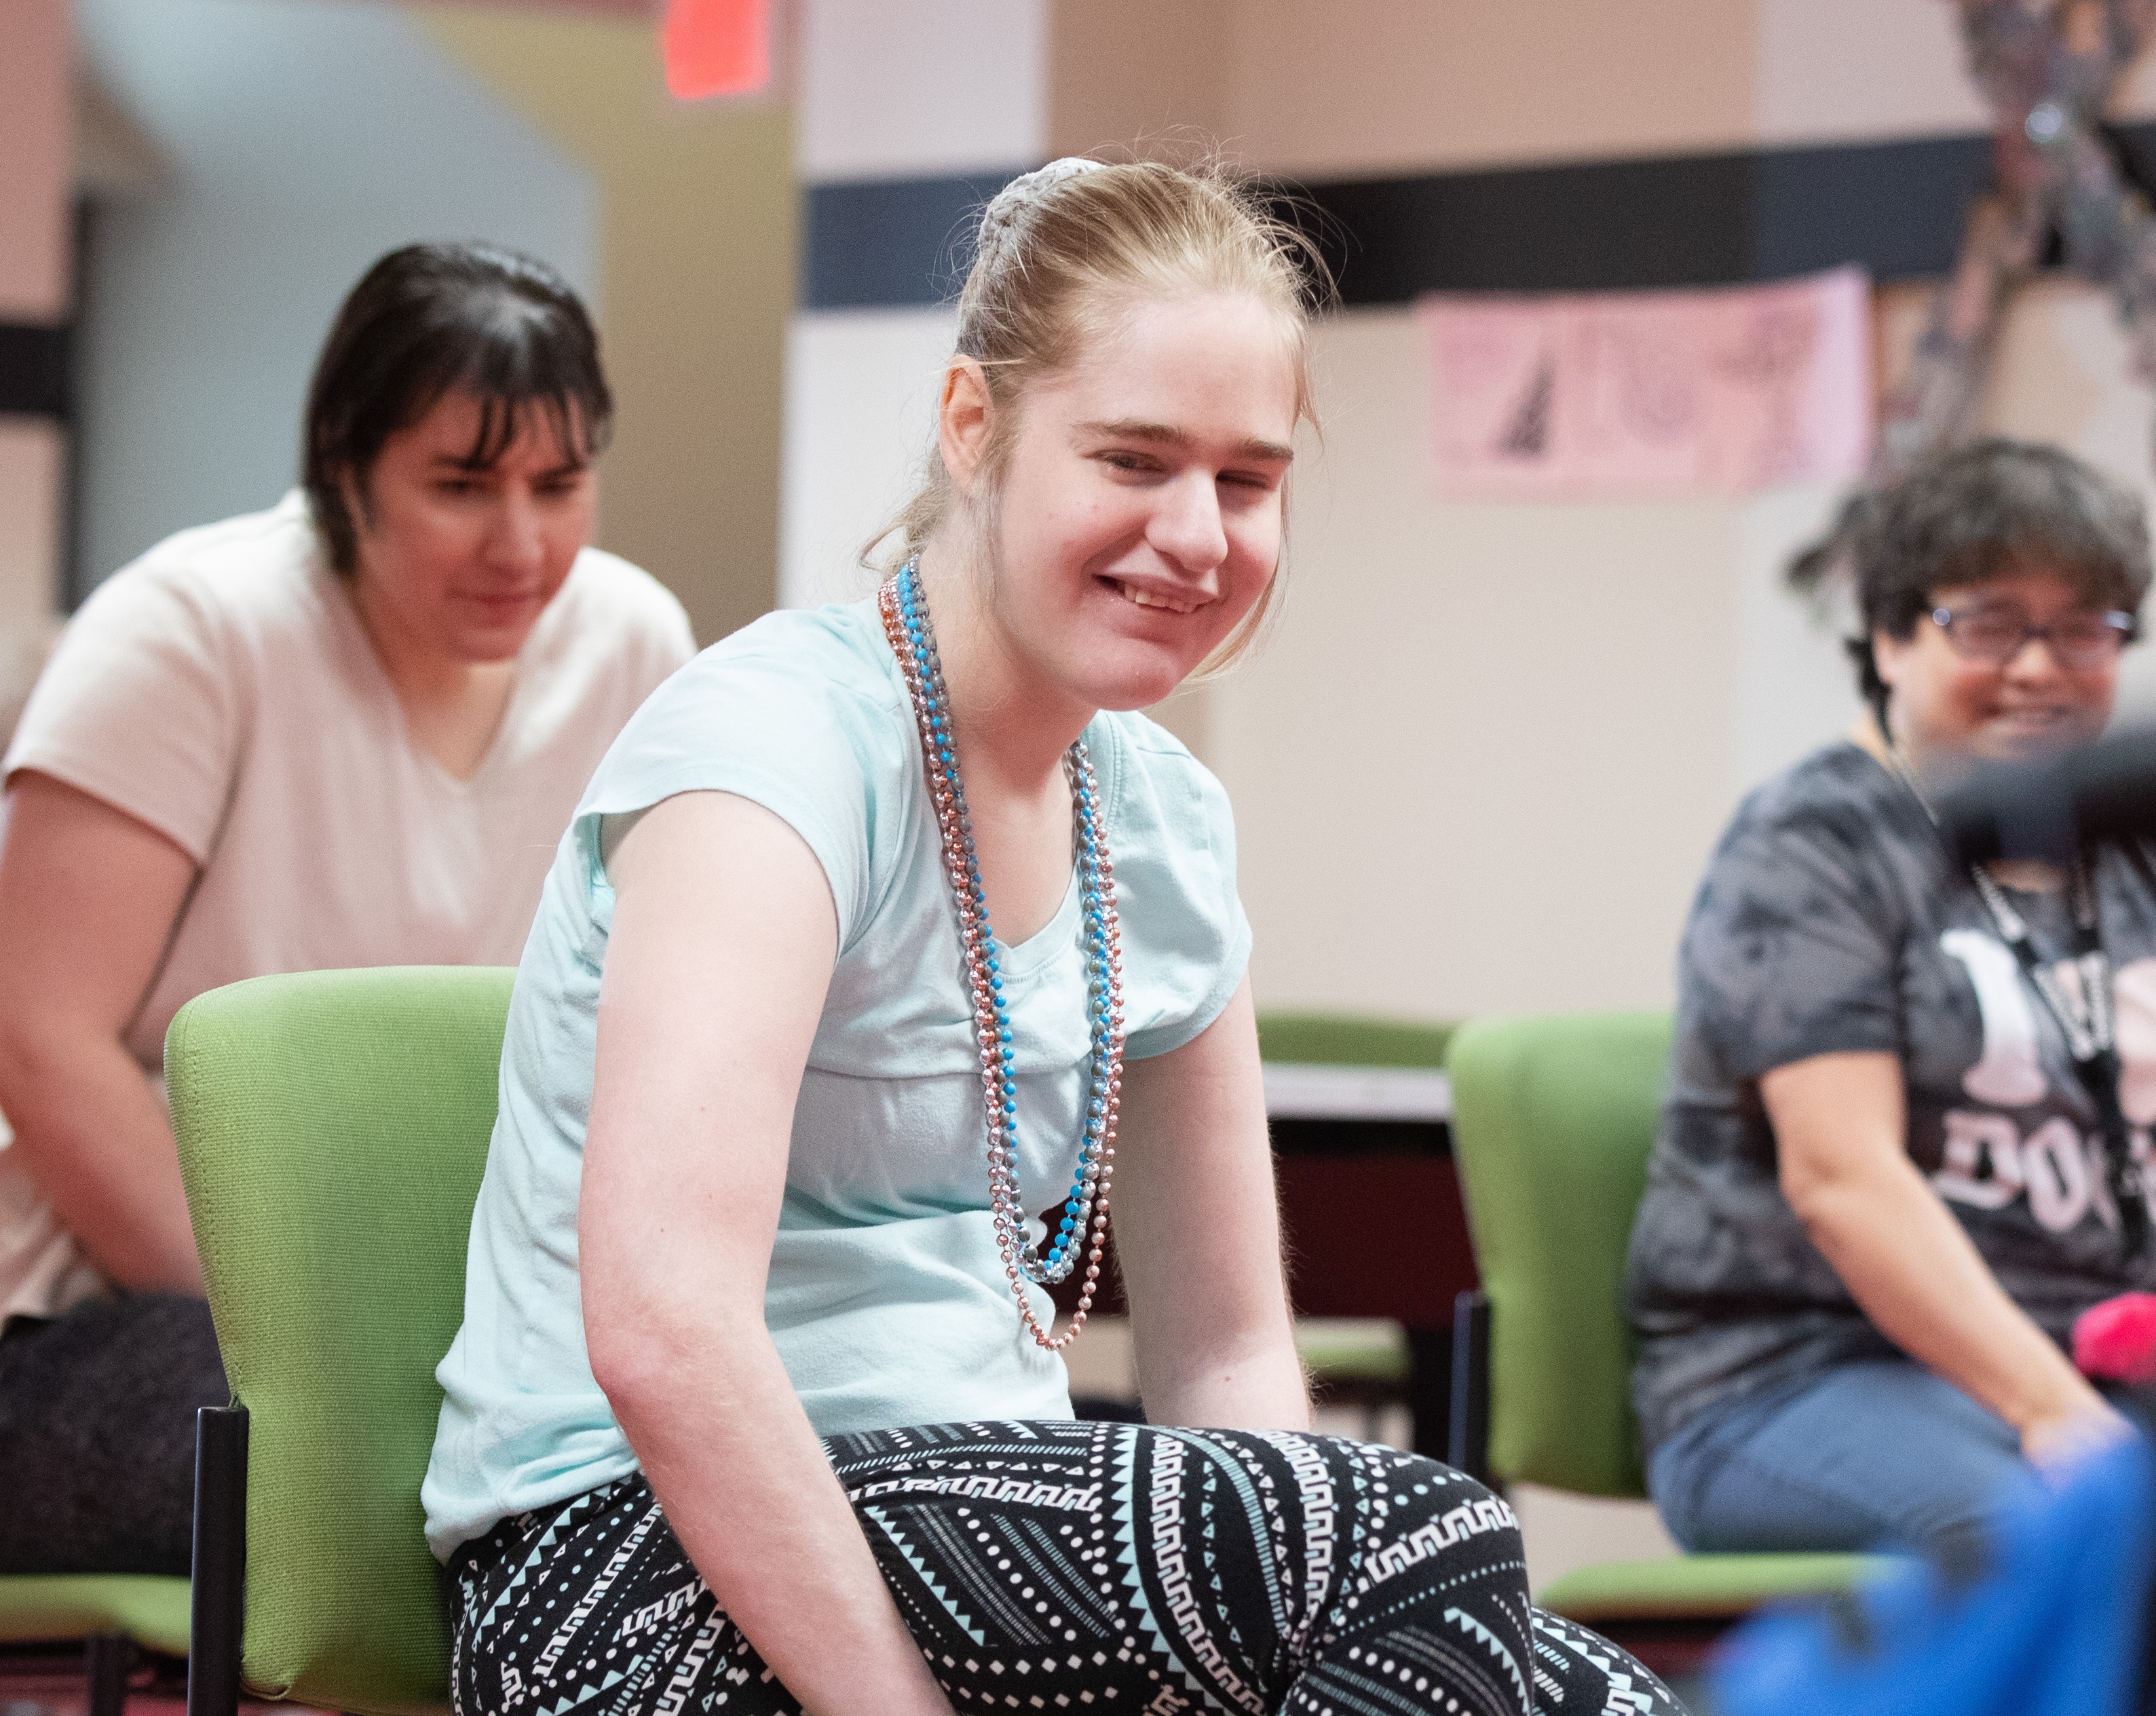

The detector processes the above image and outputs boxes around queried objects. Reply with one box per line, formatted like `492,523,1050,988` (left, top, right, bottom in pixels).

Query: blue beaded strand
881,563,1123,1347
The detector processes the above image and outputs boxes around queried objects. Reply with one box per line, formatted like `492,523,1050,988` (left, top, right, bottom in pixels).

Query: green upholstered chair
0,1574,192,1715
1443,1010,1895,1633
167,964,516,1716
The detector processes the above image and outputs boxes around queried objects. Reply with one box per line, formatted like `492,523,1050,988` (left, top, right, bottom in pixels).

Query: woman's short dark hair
302,242,613,574
1816,438,2153,717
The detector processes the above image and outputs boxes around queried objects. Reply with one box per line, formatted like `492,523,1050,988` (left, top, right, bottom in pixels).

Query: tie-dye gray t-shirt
1627,740,2156,1452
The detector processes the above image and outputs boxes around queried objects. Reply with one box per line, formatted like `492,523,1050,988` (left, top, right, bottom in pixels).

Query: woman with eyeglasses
1627,438,2153,1556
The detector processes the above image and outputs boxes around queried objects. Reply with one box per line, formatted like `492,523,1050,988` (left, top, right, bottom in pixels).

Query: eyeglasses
1929,603,2136,668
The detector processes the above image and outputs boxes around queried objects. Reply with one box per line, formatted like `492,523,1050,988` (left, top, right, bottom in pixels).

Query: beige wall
0,0,71,729
415,5,795,646
1213,313,1755,1018
1226,0,1760,178
0,0,71,323
1058,0,2156,180
1041,0,2156,1021
1048,0,1232,157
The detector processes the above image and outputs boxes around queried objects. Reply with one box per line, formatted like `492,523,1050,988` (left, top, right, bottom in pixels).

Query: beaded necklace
877,562,1124,1351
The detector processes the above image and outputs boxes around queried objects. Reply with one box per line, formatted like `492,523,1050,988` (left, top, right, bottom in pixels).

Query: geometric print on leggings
448,1420,1684,1716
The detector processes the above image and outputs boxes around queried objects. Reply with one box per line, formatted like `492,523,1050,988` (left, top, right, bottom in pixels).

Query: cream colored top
0,491,695,1322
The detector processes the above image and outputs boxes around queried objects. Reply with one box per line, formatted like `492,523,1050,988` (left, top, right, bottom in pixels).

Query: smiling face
346,389,596,665
1874,567,2121,767
953,290,1300,713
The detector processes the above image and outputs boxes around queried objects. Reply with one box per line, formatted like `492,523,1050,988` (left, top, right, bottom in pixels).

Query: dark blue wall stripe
802,126,2156,311
0,322,70,419
1745,133,1992,282
1298,134,1991,300
803,169,1025,311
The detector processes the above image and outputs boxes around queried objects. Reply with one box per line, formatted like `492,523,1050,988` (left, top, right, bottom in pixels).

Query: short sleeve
1109,723,1253,1061
1682,803,1904,1082
572,630,903,952
3,565,238,864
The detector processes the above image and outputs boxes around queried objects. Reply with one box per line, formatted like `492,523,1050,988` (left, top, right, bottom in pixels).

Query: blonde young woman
423,161,1682,1716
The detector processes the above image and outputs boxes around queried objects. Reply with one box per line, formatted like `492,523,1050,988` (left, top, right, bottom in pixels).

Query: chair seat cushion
1296,1318,1412,1385
0,1573,192,1656
1535,1552,1899,1622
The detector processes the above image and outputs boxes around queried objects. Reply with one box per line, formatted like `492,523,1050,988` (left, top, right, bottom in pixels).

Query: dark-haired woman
0,242,692,1575
1628,437,2154,1556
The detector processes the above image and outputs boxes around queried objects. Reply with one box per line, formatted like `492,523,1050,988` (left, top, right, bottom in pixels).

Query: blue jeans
1647,1358,2028,1553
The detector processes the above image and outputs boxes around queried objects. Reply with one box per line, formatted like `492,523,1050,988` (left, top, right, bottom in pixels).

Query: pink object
1419,265,1872,498
2073,1291,2156,1384
662,0,770,100
0,0,71,321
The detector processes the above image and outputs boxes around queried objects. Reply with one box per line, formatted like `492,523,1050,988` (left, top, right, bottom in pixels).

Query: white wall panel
1754,0,1986,147
799,0,1046,180
778,308,956,609
1732,480,1861,794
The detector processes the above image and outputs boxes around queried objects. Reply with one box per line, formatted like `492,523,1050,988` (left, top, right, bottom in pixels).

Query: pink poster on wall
1419,265,1873,498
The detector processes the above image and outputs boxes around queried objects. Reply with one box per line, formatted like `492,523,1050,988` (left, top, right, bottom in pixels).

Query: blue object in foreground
1711,1430,2156,1716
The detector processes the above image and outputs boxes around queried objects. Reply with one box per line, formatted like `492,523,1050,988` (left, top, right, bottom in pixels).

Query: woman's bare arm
1112,978,1309,1430
0,770,202,1289
1767,1049,2126,1464
581,790,953,1716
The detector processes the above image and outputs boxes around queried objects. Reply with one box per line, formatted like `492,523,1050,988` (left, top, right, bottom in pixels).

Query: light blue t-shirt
422,599,1251,1558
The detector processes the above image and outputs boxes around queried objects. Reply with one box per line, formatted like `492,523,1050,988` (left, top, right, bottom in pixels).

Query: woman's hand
0,771,203,1290
1767,1050,2120,1464
1113,978,1308,1430
582,790,954,1716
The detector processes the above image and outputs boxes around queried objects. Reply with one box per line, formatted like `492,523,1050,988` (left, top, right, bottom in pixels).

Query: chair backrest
168,966,515,1716
1445,1010,1673,1498
1255,1011,1454,1069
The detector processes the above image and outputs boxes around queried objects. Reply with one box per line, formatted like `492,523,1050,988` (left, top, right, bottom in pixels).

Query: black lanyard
1891,746,2149,1255
1966,860,2148,1255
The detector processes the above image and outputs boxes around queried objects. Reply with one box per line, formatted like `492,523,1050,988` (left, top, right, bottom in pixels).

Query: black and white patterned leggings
449,1420,1682,1716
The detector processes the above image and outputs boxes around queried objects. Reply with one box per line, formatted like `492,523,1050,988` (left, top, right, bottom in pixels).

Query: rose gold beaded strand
878,572,1123,1352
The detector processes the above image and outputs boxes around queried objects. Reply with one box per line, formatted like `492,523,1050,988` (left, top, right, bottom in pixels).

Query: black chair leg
84,1631,133,1716
1448,1289,1491,1483
1405,1324,1454,1461
188,1404,249,1716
